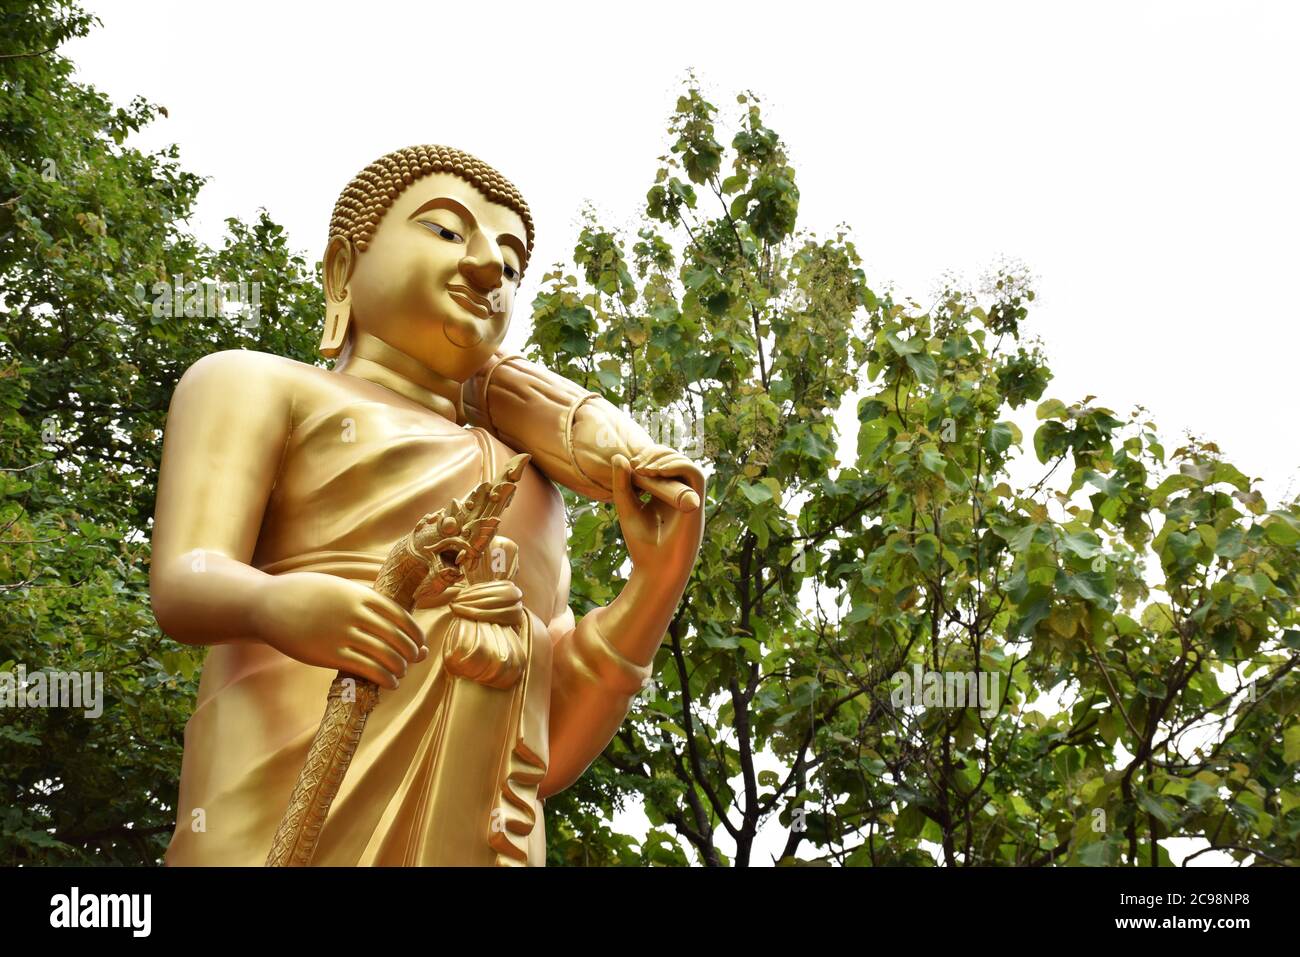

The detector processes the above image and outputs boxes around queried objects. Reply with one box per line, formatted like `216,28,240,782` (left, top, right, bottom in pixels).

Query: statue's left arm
463,348,682,504
537,452,705,799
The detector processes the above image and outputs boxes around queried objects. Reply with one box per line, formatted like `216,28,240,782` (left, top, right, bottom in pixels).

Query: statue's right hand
249,572,427,690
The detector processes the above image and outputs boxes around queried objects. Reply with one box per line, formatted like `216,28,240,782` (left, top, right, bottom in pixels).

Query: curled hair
329,145,535,274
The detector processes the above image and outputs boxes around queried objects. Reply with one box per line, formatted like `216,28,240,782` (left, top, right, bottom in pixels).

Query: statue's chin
444,317,484,348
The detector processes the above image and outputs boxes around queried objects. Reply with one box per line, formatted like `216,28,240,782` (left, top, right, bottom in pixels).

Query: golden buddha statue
150,145,705,866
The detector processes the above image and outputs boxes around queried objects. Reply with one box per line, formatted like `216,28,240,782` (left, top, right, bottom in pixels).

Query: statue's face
346,171,528,381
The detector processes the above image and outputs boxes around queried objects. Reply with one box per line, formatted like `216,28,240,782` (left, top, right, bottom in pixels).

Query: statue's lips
447,285,492,319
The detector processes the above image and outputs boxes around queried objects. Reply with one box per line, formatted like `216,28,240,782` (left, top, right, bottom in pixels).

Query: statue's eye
421,221,464,243
503,264,518,282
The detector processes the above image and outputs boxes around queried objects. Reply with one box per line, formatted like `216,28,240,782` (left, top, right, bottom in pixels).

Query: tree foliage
0,0,320,863
529,80,1300,866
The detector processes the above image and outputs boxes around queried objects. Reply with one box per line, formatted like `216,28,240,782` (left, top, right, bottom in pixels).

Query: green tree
529,80,1300,866
0,0,321,863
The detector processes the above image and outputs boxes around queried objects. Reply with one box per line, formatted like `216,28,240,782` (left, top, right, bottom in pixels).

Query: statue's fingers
356,608,424,663
348,626,412,676
412,576,463,611
338,644,401,691
362,594,425,648
650,458,706,497
449,604,526,628
635,451,700,475
629,445,667,468
633,448,701,474
611,453,642,516
453,581,523,611
633,446,680,470
632,471,700,512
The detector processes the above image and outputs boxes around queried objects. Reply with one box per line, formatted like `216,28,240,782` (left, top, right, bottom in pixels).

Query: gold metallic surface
264,673,381,867
265,453,531,866
151,153,705,866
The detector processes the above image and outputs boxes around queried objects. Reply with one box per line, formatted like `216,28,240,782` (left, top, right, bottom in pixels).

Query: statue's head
320,145,534,382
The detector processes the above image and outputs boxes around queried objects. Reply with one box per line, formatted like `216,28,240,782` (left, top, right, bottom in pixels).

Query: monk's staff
266,453,531,867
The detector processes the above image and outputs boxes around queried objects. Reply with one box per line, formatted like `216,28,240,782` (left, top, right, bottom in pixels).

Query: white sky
65,0,1297,865
67,1,1300,500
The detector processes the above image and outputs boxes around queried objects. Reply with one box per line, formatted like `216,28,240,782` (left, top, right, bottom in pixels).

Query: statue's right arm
149,350,293,646
149,351,425,688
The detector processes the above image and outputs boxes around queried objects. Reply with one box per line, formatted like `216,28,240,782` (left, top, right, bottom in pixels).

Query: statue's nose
459,235,505,292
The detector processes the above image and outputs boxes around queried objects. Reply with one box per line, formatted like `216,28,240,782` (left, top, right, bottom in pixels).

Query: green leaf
1060,530,1102,559
1264,517,1300,548
885,331,923,355
1151,474,1197,505
919,445,946,473
895,803,926,840
987,421,1017,454
1140,603,1176,633
1285,726,1300,764
1033,421,1069,464
1078,840,1113,866
905,352,937,385
912,534,939,571
1036,398,1067,420
1135,787,1179,827
1007,523,1040,552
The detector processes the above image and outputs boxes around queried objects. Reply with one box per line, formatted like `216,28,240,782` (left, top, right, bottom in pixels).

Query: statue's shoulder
175,349,321,394
169,350,327,421
182,348,313,377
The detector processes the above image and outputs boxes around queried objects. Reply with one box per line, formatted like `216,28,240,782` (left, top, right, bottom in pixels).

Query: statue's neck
335,330,465,425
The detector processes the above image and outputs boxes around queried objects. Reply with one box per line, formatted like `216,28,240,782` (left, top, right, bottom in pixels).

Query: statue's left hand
609,451,705,576
624,443,702,512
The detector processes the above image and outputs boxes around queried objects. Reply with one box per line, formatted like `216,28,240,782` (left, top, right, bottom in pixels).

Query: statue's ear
320,236,355,358
323,235,355,303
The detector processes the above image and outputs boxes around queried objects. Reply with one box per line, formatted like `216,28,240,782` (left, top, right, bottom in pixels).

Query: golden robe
164,352,649,866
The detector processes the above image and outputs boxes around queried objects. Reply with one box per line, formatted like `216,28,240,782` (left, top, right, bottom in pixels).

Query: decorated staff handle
265,453,531,867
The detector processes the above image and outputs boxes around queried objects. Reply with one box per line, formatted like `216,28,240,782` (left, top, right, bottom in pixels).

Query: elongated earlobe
320,299,351,358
